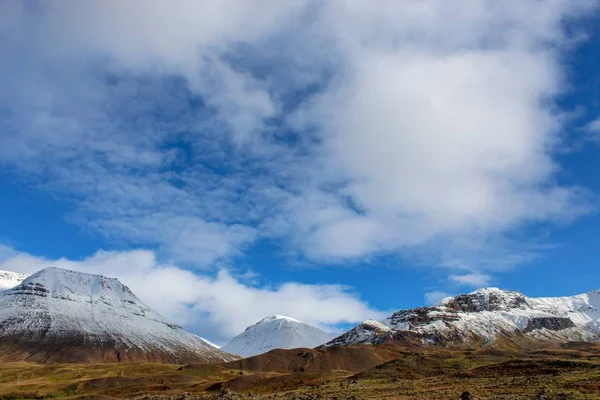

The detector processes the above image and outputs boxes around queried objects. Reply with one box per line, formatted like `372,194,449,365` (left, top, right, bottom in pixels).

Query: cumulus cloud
449,273,493,287
278,1,594,264
0,245,383,342
0,0,596,279
585,117,600,134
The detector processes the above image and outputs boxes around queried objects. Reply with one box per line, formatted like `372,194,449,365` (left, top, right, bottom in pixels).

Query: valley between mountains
2,267,600,399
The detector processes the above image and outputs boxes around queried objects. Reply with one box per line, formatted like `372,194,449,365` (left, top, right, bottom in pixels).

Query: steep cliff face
444,289,529,312
323,288,600,349
523,317,575,333
0,267,237,363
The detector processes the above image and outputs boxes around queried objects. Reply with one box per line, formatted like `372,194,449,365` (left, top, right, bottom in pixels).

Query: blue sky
1,1,600,342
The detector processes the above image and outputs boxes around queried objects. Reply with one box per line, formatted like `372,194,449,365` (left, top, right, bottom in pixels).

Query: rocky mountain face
222,315,335,357
0,267,237,363
0,270,29,291
322,287,600,349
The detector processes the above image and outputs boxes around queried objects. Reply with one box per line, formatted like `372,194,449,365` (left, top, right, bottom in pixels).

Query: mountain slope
0,270,29,291
222,315,335,357
0,267,236,363
323,287,600,349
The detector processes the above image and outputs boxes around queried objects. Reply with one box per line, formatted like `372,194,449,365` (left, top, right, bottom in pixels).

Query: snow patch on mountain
325,319,392,348
222,315,335,357
257,315,301,324
323,287,600,348
0,267,235,362
0,270,29,292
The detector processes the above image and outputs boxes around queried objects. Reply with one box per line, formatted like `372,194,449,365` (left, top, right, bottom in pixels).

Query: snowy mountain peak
444,287,529,313
0,269,29,292
323,287,600,349
433,287,522,308
469,287,524,300
222,315,335,358
9,266,160,322
26,266,129,294
470,287,507,294
256,315,301,325
0,267,235,363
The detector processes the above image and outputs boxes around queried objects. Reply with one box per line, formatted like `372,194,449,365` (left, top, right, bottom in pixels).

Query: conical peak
256,315,301,325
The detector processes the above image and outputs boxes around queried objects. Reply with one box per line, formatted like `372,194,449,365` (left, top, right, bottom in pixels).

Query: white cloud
450,273,493,287
585,117,600,133
424,291,452,306
0,0,596,276
0,245,384,341
279,1,594,263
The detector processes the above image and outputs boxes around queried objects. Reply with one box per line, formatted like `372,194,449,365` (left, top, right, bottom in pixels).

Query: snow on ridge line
256,315,301,324
0,270,30,292
323,286,600,349
24,266,122,287
0,266,235,362
201,337,222,349
362,319,392,331
0,269,29,279
2,266,225,351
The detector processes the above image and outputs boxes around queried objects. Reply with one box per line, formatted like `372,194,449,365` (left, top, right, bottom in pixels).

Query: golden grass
0,362,244,399
1,345,600,399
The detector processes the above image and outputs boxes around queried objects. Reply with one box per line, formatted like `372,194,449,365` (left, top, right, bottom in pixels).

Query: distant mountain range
3,266,600,364
222,315,335,357
0,267,236,363
322,287,600,349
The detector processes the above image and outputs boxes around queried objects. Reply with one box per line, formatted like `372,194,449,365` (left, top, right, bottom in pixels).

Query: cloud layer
0,0,596,288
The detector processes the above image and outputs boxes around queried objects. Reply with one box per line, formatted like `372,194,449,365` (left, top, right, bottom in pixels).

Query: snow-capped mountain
0,270,29,291
222,315,335,357
323,287,600,349
0,267,236,363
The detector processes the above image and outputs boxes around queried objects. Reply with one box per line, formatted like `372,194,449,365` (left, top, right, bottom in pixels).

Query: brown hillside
218,344,407,373
0,337,234,364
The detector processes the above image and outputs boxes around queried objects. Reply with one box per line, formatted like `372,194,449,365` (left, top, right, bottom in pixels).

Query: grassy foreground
1,345,600,399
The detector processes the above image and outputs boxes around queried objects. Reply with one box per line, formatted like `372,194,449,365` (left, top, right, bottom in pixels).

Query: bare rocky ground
2,343,600,399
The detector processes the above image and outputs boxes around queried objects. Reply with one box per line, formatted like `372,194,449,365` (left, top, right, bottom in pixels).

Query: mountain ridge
0,267,236,363
322,286,600,349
